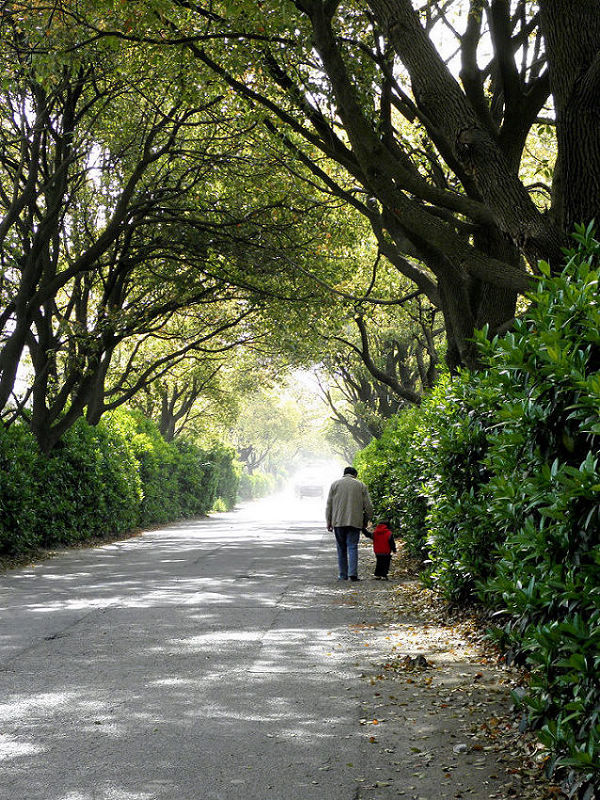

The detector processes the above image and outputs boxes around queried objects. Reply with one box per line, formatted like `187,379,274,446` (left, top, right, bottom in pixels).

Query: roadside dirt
349,541,564,800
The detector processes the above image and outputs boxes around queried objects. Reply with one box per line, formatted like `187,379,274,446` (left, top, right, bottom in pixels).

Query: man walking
326,466,373,582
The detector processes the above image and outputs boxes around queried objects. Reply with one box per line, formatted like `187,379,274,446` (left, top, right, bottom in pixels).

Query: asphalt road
0,493,387,800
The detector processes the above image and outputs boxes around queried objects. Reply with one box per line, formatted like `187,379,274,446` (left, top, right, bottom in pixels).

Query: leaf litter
348,541,565,800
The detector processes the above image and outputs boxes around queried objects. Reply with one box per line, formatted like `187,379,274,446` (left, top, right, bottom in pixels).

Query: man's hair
343,466,358,476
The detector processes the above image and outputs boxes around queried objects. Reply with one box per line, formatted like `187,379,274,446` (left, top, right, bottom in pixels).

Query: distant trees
230,383,331,476
318,298,442,446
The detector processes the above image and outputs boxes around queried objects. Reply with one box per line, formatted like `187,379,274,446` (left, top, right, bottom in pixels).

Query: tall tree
0,2,348,449
73,0,593,369
318,298,442,445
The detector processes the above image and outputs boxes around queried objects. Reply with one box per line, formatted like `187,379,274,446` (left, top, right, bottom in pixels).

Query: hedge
355,404,428,558
237,470,277,501
0,409,240,558
355,226,600,796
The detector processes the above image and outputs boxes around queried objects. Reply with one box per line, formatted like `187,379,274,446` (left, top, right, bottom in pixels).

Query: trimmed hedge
0,410,240,557
0,417,141,555
477,233,600,794
355,404,428,558
356,227,600,796
237,470,277,501
207,442,242,511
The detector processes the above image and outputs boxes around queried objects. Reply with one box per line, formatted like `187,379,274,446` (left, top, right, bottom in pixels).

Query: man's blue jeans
334,526,361,579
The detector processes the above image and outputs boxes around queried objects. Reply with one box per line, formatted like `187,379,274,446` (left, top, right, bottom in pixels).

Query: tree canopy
63,0,591,369
0,2,356,448
3,0,588,451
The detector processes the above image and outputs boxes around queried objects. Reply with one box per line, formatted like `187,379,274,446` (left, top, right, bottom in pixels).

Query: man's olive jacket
326,474,373,530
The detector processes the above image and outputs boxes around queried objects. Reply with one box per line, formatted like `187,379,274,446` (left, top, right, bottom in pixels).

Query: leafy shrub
122,410,180,525
0,424,42,554
114,412,233,523
355,404,428,558
238,471,276,500
476,228,600,792
356,226,600,793
207,443,241,511
356,374,504,600
173,439,219,518
0,408,235,557
0,417,141,555
37,419,140,545
417,374,502,602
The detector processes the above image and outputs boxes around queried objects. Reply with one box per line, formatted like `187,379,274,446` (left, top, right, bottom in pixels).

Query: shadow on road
0,493,379,800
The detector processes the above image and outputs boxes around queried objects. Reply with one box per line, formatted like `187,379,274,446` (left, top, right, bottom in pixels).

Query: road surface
0,493,389,800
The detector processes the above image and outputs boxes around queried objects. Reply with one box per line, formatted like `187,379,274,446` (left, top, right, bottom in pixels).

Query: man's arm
325,486,333,530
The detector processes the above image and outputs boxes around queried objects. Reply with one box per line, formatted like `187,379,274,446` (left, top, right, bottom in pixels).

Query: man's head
343,466,358,477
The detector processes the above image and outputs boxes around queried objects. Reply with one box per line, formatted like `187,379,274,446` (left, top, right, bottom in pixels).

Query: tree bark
366,0,564,268
539,1,600,233
298,2,533,368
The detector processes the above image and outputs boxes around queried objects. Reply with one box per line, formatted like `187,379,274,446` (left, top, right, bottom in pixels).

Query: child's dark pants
374,554,391,577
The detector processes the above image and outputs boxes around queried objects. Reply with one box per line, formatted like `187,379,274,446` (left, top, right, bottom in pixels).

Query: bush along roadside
355,372,504,599
354,403,429,560
356,226,600,797
237,470,277,501
477,229,600,797
0,409,240,559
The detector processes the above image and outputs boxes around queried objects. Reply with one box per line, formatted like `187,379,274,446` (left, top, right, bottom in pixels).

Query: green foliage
125,411,181,525
112,411,239,524
0,417,140,555
355,373,502,599
356,226,600,793
0,424,43,554
36,418,142,545
354,404,427,557
476,226,600,792
0,409,239,557
207,443,241,511
230,382,335,478
237,471,276,501
417,374,501,602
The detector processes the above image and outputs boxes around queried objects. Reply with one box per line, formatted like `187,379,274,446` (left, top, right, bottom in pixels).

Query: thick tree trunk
539,1,600,233
471,226,520,332
300,1,530,368
367,0,565,269
85,351,114,427
159,392,177,442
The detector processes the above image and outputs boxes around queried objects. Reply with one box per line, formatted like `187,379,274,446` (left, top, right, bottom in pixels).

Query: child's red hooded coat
372,523,395,555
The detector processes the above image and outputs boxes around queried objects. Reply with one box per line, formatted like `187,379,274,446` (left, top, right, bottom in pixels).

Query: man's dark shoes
350,576,360,582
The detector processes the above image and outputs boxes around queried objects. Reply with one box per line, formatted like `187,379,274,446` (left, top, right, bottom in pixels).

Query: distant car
294,478,324,499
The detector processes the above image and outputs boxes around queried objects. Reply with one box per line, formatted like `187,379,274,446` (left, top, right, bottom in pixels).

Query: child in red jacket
363,520,396,580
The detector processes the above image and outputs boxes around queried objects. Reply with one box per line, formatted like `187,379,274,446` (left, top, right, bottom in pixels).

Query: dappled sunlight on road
0,733,45,760
0,490,331,618
0,492,378,800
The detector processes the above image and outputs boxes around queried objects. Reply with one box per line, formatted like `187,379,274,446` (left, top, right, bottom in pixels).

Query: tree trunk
159,391,177,442
367,0,564,268
539,1,600,233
